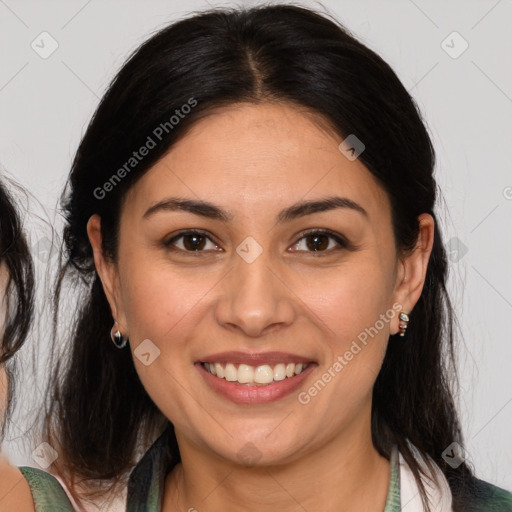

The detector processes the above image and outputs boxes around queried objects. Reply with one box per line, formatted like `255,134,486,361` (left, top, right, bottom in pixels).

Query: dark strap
127,426,178,512
18,466,74,512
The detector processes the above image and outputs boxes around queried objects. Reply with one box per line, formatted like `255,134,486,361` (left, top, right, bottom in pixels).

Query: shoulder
462,478,512,511
0,457,34,512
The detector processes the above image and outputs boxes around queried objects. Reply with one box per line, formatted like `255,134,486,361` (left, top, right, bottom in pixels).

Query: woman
42,4,512,511
0,178,73,511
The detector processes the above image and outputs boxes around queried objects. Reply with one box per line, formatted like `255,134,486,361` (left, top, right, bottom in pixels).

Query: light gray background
1,0,511,493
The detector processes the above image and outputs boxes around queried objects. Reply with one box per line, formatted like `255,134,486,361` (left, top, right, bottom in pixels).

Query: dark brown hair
0,176,34,439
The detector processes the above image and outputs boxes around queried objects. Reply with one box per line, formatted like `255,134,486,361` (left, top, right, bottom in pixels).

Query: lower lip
196,362,317,404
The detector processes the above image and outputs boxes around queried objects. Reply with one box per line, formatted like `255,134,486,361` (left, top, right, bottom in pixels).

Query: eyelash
163,228,351,255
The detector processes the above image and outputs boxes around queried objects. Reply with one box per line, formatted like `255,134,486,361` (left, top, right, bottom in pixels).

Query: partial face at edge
89,102,434,465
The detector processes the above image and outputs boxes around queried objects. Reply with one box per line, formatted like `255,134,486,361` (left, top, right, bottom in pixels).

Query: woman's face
89,102,433,465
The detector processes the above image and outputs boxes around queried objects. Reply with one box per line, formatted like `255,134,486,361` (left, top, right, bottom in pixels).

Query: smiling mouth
200,361,313,386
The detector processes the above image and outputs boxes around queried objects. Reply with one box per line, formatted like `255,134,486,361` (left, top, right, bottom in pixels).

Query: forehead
126,102,391,223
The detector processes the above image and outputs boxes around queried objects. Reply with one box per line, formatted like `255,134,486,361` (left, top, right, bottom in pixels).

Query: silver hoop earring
110,322,128,349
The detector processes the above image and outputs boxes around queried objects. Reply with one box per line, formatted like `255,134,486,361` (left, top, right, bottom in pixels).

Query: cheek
120,259,218,359
119,261,208,425
301,254,394,399
305,257,394,341
123,262,182,329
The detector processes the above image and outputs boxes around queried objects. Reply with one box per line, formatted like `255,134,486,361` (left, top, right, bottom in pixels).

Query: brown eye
164,231,221,252
305,233,330,251
182,233,207,251
290,229,349,253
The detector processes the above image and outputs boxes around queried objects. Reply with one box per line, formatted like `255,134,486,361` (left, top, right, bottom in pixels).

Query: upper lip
197,351,315,366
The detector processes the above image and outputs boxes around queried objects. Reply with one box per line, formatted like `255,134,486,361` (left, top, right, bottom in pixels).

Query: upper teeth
202,362,308,385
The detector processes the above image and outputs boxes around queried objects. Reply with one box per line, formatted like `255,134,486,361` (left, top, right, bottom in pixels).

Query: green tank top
18,466,74,511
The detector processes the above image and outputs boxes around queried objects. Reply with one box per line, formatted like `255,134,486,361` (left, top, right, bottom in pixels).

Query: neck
162,415,390,512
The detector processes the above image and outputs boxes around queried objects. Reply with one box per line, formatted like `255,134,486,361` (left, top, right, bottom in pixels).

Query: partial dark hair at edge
0,177,34,439
43,4,477,510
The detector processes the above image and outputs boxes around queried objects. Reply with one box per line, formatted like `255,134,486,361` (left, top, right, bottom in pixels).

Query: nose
214,249,296,338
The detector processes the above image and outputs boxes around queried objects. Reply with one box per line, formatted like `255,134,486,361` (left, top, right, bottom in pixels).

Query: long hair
43,5,478,509
0,176,34,439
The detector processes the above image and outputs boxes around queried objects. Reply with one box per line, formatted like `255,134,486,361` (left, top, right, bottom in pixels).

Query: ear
390,213,435,335
86,214,128,335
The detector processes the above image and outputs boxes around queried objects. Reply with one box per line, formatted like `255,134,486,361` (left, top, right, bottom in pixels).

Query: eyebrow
143,195,369,223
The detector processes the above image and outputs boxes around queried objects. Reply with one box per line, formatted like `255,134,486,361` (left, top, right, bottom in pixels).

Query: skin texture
88,102,434,511
0,263,34,512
